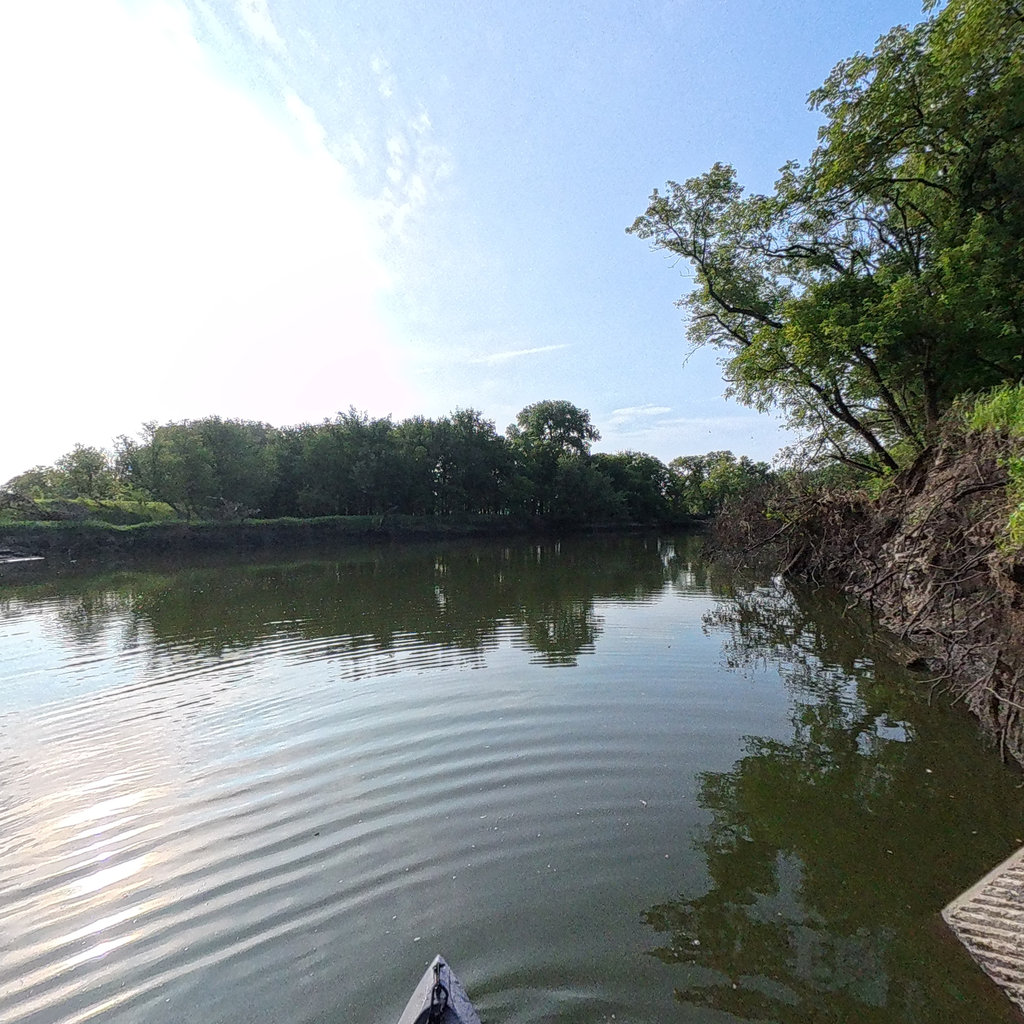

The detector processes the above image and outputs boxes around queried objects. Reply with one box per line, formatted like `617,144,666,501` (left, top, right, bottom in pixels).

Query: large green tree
431,408,512,515
629,0,1024,476
5,446,118,500
117,417,278,518
507,400,602,515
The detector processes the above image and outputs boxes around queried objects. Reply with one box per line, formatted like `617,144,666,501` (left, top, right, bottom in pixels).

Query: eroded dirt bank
716,428,1024,765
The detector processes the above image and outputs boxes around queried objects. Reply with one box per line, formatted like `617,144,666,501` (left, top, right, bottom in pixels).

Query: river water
1,534,1022,1024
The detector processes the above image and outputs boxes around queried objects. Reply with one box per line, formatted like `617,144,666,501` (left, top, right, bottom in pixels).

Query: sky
0,0,929,484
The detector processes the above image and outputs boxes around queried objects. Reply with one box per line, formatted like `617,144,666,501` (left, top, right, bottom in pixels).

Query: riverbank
714,425,1024,767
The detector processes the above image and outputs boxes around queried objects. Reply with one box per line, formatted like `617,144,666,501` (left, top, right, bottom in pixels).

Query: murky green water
1,534,1021,1023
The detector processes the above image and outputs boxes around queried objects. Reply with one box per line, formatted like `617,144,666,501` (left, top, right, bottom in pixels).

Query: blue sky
0,0,928,483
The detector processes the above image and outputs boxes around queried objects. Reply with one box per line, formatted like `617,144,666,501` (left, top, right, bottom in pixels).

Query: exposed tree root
711,427,1024,765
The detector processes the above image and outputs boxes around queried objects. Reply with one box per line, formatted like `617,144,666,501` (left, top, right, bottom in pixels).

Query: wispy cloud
370,54,396,99
284,89,326,149
608,404,673,426
233,0,285,53
471,344,570,365
376,111,453,236
599,412,787,463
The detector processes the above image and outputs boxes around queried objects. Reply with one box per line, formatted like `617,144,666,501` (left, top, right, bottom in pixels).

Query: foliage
629,0,1024,478
547,456,625,526
54,445,118,499
668,451,773,516
964,383,1024,437
6,445,118,500
593,451,672,523
10,401,714,529
506,400,604,517
5,465,59,499
964,383,1024,547
116,417,278,519
505,399,601,457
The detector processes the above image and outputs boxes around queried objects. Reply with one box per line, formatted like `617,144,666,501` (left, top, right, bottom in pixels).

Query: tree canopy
505,399,601,457
629,0,1024,476
6,403,760,527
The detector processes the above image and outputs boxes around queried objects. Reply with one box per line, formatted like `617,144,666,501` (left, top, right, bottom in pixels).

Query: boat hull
396,955,482,1024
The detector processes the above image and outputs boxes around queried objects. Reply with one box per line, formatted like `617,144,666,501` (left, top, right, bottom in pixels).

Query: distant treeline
2,400,771,527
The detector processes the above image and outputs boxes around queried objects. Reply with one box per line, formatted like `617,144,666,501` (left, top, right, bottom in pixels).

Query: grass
964,384,1024,548
965,383,1024,436
0,496,178,526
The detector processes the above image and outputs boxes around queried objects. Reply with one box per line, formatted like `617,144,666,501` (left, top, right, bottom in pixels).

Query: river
1,534,1022,1023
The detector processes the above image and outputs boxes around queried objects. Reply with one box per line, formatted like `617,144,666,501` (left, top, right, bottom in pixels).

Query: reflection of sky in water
872,716,910,743
0,610,147,713
3,541,1021,1024
3,764,173,1022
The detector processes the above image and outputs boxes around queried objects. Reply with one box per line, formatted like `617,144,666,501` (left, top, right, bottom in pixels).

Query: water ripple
0,550,851,1024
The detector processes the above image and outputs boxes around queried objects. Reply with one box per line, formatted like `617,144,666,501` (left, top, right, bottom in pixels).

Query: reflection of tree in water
1,534,707,670
2,587,142,650
517,598,599,666
646,578,1024,1023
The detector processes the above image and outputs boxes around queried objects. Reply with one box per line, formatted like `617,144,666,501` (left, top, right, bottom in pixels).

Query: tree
118,421,216,517
629,0,1024,476
3,465,58,498
193,417,278,515
668,451,772,516
434,408,512,515
548,457,625,526
506,399,601,457
592,451,672,523
5,449,119,501
507,400,601,515
54,444,117,499
392,415,443,515
285,409,401,517
117,417,277,518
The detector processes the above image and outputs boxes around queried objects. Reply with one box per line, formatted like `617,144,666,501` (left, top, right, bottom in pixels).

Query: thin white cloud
608,404,673,425
386,135,407,162
377,118,452,237
343,135,368,167
406,174,427,205
234,0,286,53
472,344,570,365
655,416,756,428
284,89,326,149
371,55,396,99
599,412,788,464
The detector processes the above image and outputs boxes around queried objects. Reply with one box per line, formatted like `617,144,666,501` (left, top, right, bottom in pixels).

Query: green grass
964,384,1024,548
965,383,1024,436
0,496,179,526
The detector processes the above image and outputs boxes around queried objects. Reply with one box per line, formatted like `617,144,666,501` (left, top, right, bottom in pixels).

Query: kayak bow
396,955,482,1024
